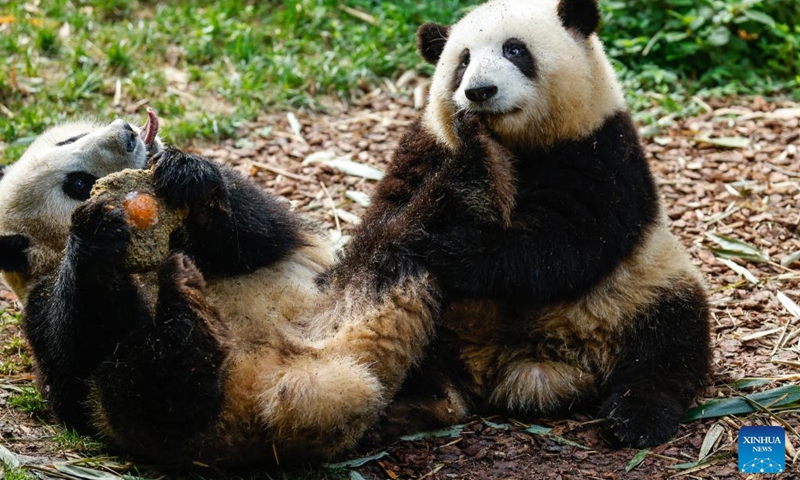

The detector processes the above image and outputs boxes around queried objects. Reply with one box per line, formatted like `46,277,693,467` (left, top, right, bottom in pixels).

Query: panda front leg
150,148,303,276
90,253,229,459
22,199,149,431
599,280,710,448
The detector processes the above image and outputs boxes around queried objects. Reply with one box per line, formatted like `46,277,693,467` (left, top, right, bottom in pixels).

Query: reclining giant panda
0,113,442,467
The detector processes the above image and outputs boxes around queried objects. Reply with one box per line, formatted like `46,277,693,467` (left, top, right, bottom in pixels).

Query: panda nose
124,129,137,153
465,85,498,102
117,122,138,152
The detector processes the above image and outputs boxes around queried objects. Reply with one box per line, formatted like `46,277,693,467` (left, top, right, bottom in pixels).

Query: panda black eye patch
503,38,535,78
55,133,88,146
451,49,471,91
63,171,98,201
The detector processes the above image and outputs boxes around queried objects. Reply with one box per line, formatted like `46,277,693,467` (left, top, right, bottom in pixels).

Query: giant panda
0,114,442,467
359,0,711,448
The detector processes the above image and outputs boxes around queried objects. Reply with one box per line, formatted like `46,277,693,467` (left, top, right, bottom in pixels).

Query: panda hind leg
489,359,596,414
599,281,710,449
90,253,230,458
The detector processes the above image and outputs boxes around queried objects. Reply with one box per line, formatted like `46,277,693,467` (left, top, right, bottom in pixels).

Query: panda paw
453,111,486,148
159,253,206,296
151,148,227,211
599,387,684,449
70,198,131,264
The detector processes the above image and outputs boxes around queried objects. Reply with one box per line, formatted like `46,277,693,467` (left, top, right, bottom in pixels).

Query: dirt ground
1,90,800,479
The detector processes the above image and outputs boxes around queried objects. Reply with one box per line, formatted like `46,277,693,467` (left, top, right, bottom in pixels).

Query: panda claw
599,388,683,448
161,253,206,294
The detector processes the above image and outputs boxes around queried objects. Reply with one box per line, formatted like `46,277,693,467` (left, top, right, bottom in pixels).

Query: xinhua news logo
738,426,786,474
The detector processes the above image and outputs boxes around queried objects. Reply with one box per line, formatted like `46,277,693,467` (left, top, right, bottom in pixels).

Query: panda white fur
355,0,711,448
0,114,443,468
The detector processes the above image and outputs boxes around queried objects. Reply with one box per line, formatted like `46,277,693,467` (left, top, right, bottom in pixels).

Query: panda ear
557,0,600,37
0,234,30,274
417,23,450,64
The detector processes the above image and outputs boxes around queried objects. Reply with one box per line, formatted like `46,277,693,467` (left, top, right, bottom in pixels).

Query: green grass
0,309,31,375
8,385,48,419
53,428,107,454
0,0,798,161
0,0,477,163
0,463,34,480
0,336,33,375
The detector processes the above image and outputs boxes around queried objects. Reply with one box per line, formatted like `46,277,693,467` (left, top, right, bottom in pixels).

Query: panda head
0,112,161,299
418,0,626,150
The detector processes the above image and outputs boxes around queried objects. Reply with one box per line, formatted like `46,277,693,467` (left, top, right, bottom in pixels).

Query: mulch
1,88,799,479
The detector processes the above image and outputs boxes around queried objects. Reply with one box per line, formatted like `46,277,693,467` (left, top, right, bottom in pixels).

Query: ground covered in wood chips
1,93,799,479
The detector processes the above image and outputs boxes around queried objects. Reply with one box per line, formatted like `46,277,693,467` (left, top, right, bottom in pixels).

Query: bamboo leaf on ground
0,444,21,468
481,418,511,430
682,384,800,422
625,449,650,472
694,135,750,149
53,464,123,480
326,451,388,470
399,424,464,441
303,152,385,181
780,250,800,266
732,378,772,390
697,424,724,462
707,233,769,263
777,292,800,319
717,258,759,285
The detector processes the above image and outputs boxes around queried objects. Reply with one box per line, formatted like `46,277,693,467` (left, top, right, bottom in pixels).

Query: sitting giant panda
0,114,442,467
362,0,711,448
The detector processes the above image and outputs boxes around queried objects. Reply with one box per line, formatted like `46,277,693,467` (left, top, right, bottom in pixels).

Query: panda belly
204,240,335,343
194,241,334,463
442,217,704,413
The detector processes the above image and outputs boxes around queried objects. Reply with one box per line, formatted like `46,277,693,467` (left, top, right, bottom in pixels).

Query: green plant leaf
706,26,731,46
481,418,511,430
707,233,769,263
732,378,772,390
625,449,650,472
777,291,800,319
0,444,21,468
781,250,800,266
682,385,800,422
53,464,122,480
717,257,760,285
399,424,464,441
326,451,388,470
523,425,553,435
742,10,775,27
548,435,591,450
669,452,732,470
697,424,724,462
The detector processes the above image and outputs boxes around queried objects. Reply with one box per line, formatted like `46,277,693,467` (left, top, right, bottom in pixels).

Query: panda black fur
0,118,442,467
367,0,711,448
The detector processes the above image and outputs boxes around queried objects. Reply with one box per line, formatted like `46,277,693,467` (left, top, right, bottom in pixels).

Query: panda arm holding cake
370,0,711,449
0,116,162,429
